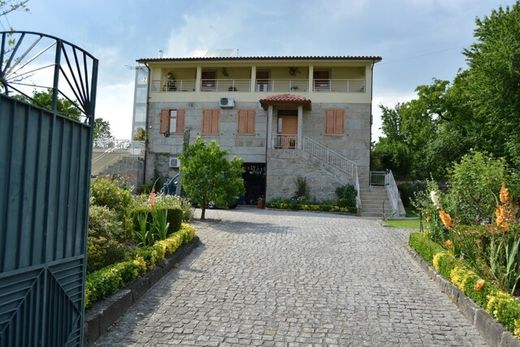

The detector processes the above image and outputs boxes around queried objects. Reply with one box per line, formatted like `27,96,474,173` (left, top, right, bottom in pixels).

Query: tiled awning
259,94,311,111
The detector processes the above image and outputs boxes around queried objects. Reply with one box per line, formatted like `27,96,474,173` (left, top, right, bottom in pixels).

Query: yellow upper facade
137,56,382,104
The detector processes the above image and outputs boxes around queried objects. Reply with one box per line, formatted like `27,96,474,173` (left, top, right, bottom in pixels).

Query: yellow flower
474,279,485,292
439,210,453,229
444,239,453,249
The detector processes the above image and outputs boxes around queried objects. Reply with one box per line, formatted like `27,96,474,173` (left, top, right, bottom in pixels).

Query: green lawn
385,218,423,231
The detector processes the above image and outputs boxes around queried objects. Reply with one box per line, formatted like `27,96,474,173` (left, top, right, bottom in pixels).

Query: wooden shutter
176,109,185,134
325,109,335,134
238,109,248,134
334,109,344,134
247,110,255,133
160,109,170,134
211,109,219,134
202,109,212,134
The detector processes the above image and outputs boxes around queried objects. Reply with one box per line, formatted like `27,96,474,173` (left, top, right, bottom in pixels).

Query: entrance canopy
259,93,311,111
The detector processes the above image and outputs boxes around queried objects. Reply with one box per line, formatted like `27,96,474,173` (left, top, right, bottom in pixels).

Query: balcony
200,79,251,92
255,79,308,92
273,134,297,149
151,78,366,94
313,79,365,93
151,79,196,92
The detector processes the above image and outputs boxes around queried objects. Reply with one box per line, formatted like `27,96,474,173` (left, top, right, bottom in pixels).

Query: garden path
96,208,486,346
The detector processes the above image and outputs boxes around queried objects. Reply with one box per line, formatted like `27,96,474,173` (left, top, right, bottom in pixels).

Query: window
160,109,185,135
202,109,220,135
237,109,255,134
256,70,270,92
201,70,216,91
325,109,344,135
314,70,330,91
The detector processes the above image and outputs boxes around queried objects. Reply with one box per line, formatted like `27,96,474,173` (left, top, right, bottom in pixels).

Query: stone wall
99,156,144,193
146,101,371,189
266,149,352,202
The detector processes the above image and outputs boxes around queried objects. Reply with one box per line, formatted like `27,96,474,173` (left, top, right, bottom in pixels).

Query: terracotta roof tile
259,94,312,110
137,55,382,63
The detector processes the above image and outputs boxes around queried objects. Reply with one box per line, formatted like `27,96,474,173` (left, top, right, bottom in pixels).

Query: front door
277,115,297,148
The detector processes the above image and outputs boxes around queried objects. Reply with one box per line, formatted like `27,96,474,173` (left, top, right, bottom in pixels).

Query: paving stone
95,208,487,346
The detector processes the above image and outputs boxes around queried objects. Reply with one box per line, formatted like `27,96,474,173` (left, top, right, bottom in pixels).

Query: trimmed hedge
409,232,520,338
408,232,444,263
85,223,196,308
266,200,353,213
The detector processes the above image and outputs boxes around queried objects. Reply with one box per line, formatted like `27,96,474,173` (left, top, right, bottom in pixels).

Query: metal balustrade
273,134,297,149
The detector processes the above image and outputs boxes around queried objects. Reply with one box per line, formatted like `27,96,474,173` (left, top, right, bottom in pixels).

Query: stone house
134,55,403,215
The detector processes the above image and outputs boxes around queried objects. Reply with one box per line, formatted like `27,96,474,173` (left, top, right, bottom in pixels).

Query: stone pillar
297,105,303,150
267,105,273,149
195,66,202,92
250,65,256,92
308,65,314,93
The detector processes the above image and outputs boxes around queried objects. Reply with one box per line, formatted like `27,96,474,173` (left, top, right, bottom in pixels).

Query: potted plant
257,197,265,209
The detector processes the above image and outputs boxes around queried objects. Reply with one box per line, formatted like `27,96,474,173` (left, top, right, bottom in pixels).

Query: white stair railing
385,170,405,217
302,136,361,209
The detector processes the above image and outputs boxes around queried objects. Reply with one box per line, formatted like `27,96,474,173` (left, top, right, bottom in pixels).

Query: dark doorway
241,163,266,205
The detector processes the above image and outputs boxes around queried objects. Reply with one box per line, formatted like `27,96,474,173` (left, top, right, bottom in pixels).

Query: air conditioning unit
219,97,235,108
168,157,180,168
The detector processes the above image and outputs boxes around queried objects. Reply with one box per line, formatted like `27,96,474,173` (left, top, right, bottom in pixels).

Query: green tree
94,118,112,140
30,89,81,121
179,137,244,220
463,2,520,167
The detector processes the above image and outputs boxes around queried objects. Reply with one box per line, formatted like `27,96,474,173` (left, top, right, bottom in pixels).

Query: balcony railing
200,79,251,92
150,78,366,93
255,79,308,92
151,79,196,92
313,79,365,93
273,134,297,149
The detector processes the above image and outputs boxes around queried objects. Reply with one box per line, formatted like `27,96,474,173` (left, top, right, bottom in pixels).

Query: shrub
335,184,357,209
410,231,520,337
91,177,134,218
409,232,444,264
167,208,183,233
445,151,508,225
87,206,127,273
432,252,459,279
293,176,309,200
85,223,197,308
486,292,520,333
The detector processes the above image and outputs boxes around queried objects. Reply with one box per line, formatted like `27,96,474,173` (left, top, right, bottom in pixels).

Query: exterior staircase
301,137,405,217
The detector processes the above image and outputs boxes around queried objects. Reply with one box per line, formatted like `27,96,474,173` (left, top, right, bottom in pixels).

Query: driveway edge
406,247,519,347
85,236,201,346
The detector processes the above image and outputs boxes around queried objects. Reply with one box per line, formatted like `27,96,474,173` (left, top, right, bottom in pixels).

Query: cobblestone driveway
96,208,486,346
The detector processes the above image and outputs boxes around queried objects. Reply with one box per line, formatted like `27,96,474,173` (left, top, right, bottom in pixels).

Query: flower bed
85,223,196,308
409,232,520,337
266,198,355,214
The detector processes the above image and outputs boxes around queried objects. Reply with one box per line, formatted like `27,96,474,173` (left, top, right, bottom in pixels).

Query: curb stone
84,236,201,346
407,246,520,347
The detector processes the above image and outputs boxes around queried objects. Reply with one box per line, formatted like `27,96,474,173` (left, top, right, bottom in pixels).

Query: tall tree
179,137,244,220
463,2,520,167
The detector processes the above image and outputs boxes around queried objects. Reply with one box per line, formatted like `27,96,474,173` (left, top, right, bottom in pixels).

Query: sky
5,0,517,140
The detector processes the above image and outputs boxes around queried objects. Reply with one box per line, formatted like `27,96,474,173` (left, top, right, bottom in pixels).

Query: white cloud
372,90,417,142
95,81,134,139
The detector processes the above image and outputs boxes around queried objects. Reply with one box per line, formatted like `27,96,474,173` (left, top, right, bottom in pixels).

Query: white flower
430,191,441,209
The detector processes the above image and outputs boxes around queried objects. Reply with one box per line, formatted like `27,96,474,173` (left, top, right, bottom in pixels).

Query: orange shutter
238,109,247,134
160,109,170,134
247,110,255,133
335,109,345,134
211,109,219,134
202,109,212,134
176,109,185,134
325,109,335,134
